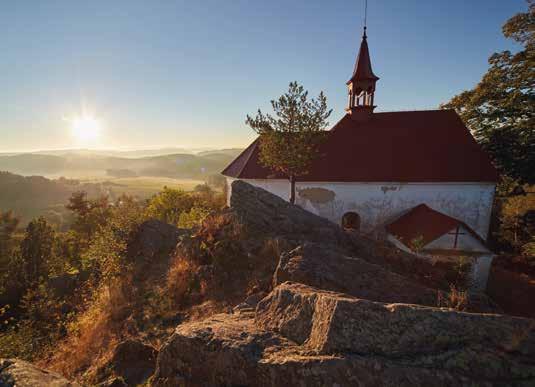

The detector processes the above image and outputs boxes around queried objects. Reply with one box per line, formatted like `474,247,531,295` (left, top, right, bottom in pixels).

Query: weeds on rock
438,284,468,311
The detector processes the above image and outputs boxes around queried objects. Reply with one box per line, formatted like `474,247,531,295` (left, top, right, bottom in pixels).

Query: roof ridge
374,108,452,114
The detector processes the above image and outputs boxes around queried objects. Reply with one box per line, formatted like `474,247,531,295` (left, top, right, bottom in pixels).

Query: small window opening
342,211,361,231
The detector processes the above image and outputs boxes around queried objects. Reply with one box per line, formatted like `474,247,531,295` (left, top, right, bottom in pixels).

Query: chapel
222,27,498,254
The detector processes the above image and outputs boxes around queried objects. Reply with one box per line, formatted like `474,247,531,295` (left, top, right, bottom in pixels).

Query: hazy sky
0,0,526,152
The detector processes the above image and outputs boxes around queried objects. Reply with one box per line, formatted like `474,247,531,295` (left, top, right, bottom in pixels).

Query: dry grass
199,212,245,242
41,278,134,379
43,211,280,381
437,284,468,311
166,257,199,308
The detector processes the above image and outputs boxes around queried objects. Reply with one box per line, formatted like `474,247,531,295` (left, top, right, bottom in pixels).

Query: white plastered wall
226,177,495,240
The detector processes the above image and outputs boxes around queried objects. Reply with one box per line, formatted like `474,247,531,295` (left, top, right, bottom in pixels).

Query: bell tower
346,26,379,120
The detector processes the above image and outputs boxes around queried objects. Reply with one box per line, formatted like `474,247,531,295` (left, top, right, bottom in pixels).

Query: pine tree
20,217,55,285
246,82,332,204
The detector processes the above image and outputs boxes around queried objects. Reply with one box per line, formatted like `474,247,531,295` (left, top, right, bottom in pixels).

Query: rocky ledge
0,359,80,387
153,282,535,386
274,242,438,306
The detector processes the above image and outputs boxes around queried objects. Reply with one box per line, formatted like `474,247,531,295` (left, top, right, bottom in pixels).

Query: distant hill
0,148,193,158
0,171,207,227
0,172,107,227
0,154,67,175
196,148,244,158
0,148,244,179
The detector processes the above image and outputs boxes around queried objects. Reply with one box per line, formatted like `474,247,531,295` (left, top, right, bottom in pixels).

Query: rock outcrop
274,243,438,306
0,359,79,387
257,283,535,362
230,180,353,247
128,219,188,262
153,283,535,386
108,339,157,386
228,180,466,292
151,182,535,385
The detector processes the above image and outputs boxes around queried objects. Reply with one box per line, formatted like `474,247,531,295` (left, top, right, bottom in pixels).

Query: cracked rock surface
0,359,80,387
153,283,535,386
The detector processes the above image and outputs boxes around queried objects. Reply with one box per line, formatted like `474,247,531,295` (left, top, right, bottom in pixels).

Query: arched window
342,211,361,231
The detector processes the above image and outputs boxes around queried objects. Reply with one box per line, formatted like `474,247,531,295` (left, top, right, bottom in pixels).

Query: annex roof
385,203,485,246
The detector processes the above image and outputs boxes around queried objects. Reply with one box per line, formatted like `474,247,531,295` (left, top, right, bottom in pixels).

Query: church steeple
346,26,379,119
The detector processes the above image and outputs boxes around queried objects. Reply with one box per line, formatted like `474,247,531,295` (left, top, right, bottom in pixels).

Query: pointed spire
347,26,379,85
345,25,379,119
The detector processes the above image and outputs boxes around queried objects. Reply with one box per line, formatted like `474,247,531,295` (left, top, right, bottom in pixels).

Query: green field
81,176,206,198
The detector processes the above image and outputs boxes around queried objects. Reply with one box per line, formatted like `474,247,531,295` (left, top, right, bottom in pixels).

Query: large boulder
0,359,79,387
152,312,291,386
257,283,535,368
152,283,535,386
274,243,438,305
230,180,353,247
128,220,187,262
228,181,465,292
105,339,157,386
94,339,157,386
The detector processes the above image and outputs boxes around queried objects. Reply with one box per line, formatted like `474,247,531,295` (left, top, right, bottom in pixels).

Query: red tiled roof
222,109,499,182
385,204,485,246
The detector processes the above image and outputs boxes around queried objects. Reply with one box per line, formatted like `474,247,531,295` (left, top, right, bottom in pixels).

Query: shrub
166,257,199,307
409,235,425,254
145,188,196,226
0,321,36,360
178,207,210,229
438,284,468,311
496,194,535,253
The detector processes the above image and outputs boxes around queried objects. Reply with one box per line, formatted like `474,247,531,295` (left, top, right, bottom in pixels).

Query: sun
71,115,102,143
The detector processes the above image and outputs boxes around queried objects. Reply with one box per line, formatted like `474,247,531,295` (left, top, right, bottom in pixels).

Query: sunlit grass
82,176,205,197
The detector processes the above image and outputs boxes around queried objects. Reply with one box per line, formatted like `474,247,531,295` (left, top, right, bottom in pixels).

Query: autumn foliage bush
165,211,279,307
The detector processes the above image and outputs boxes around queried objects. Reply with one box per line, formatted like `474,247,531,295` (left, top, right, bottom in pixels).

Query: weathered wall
470,255,494,293
225,177,495,239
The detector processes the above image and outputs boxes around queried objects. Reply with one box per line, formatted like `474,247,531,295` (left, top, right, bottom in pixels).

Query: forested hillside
0,172,108,227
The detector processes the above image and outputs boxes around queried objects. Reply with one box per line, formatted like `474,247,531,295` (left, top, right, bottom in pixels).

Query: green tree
442,2,535,183
0,211,20,263
146,187,196,226
246,81,332,204
0,211,21,293
178,207,211,228
83,195,147,280
20,217,56,285
66,191,111,242
498,194,535,253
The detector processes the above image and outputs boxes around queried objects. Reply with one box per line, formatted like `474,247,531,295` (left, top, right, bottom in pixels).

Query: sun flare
71,115,102,143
